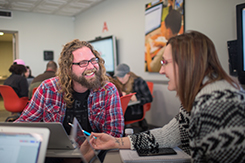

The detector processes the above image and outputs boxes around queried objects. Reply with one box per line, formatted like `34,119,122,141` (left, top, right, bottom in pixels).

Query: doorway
0,30,18,82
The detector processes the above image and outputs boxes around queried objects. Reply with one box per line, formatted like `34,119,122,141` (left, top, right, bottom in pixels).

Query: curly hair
9,64,26,75
57,39,109,107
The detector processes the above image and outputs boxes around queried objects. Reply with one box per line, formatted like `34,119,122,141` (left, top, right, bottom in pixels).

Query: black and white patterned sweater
129,80,245,162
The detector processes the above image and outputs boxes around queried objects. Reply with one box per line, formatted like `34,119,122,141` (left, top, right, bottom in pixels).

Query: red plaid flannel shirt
15,77,124,137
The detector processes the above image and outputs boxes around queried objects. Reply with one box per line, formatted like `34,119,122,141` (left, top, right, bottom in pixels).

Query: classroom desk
102,147,192,163
89,149,122,163
102,150,122,163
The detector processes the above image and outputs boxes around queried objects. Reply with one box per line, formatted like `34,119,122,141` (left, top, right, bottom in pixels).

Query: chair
0,85,29,121
32,87,38,96
124,81,154,126
120,93,136,115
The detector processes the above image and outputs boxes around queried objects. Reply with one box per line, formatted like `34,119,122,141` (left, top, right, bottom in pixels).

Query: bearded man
15,39,124,138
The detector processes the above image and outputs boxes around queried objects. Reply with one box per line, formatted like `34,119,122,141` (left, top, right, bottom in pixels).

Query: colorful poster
145,0,184,72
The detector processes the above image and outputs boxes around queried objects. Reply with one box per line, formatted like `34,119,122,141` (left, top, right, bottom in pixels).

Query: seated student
4,59,28,98
25,66,35,87
114,63,153,131
15,40,124,163
28,61,57,99
89,31,245,163
15,39,124,136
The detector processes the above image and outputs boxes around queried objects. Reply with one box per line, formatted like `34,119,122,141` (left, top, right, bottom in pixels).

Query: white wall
0,11,75,76
74,0,244,126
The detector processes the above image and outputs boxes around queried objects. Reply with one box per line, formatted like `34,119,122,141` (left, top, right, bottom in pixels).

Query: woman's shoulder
196,80,241,98
193,80,245,114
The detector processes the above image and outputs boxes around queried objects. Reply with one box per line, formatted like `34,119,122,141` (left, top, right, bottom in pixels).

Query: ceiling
0,0,104,17
0,0,105,42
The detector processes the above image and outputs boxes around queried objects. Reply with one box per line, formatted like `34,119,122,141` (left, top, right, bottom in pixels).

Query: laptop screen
0,126,50,163
0,133,42,163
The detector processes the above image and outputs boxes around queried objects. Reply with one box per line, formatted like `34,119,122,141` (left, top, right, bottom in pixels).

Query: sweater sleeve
128,117,181,150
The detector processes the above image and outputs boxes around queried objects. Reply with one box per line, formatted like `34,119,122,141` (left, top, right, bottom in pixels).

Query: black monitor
88,35,118,76
237,3,245,84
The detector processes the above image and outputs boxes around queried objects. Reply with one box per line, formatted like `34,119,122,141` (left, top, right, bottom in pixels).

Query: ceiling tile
0,0,104,16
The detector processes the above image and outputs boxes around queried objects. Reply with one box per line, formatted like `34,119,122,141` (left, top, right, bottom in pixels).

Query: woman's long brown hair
167,31,240,112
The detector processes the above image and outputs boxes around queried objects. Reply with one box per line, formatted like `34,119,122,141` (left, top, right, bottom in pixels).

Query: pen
68,123,97,139
82,130,97,139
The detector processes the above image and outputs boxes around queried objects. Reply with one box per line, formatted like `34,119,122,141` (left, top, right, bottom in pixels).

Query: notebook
119,146,192,163
70,117,102,163
0,126,50,163
0,122,82,158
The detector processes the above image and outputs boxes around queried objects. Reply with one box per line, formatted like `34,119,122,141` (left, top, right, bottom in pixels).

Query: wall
0,11,75,76
74,0,244,126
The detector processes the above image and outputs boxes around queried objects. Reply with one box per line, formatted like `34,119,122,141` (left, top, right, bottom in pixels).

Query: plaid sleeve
15,77,65,122
15,81,47,122
103,82,124,137
89,82,124,137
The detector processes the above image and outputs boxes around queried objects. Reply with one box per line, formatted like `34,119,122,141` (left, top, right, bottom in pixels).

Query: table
99,150,122,163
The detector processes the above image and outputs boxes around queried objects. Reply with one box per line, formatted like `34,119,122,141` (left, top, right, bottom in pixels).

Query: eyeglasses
161,59,172,66
72,58,99,68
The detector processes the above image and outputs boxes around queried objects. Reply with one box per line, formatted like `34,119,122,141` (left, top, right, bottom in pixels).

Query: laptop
0,126,50,163
0,122,82,158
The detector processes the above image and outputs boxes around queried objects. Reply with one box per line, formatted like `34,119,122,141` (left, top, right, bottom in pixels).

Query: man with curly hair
15,39,124,139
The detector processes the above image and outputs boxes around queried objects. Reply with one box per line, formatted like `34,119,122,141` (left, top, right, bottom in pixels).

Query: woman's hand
131,94,137,102
89,133,117,150
90,132,131,150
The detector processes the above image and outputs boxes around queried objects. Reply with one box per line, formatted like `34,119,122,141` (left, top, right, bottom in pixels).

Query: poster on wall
145,0,185,72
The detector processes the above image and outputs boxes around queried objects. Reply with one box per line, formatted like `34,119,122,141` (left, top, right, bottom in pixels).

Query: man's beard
71,68,102,90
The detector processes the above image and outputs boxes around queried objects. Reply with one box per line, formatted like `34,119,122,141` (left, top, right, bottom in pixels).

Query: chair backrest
120,93,136,115
0,85,28,113
143,81,154,112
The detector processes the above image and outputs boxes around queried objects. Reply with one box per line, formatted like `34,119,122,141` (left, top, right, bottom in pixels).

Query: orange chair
32,87,38,96
0,85,29,121
120,93,136,115
125,81,154,125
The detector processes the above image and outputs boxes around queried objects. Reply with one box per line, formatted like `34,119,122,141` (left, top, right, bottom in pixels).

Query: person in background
25,66,35,87
28,61,57,99
25,66,34,78
114,63,153,131
4,59,28,98
15,39,124,163
89,31,245,163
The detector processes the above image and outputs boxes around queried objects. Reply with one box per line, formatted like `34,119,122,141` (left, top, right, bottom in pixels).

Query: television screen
88,36,118,76
236,3,245,84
